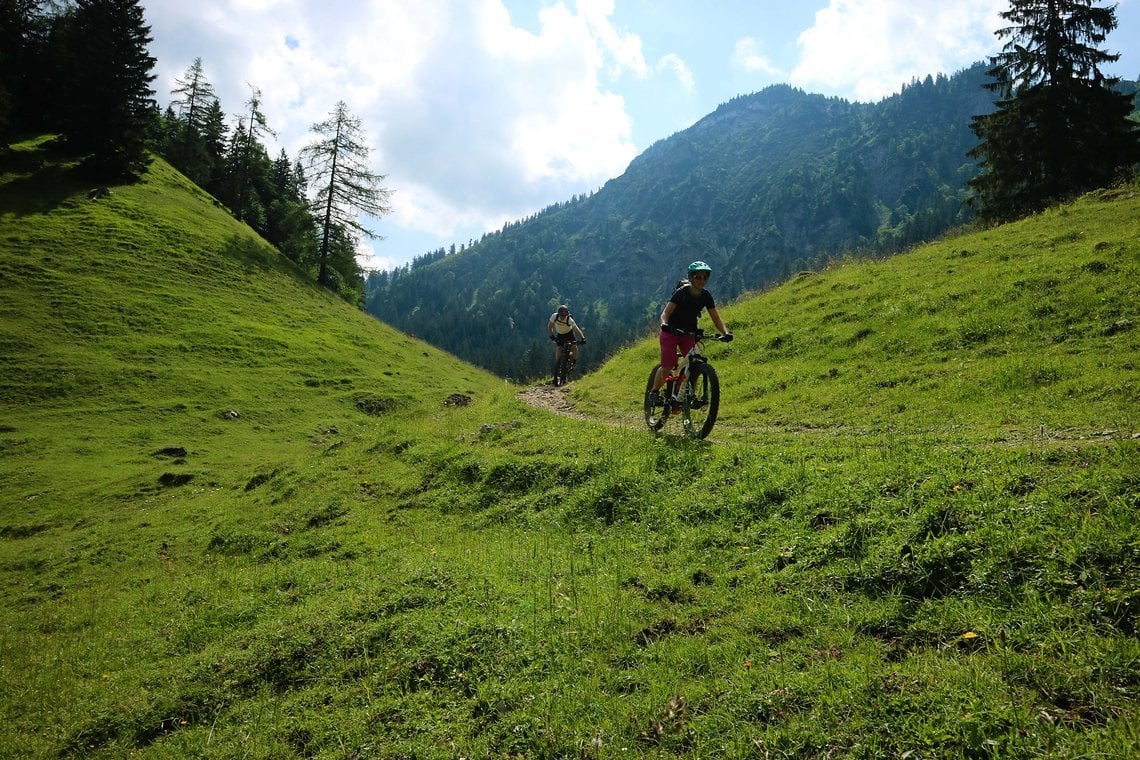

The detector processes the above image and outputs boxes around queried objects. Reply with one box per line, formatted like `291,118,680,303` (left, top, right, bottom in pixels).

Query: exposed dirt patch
516,383,587,420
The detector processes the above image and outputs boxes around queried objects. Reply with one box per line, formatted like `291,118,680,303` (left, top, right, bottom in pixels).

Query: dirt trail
517,383,1137,445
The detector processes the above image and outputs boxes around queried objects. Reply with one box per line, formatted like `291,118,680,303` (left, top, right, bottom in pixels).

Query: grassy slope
1,138,1137,758
574,187,1139,440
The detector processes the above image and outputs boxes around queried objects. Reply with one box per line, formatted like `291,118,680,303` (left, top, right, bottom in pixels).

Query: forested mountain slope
366,64,996,379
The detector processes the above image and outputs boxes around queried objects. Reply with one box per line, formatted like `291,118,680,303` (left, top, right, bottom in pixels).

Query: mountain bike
644,329,730,439
553,339,584,386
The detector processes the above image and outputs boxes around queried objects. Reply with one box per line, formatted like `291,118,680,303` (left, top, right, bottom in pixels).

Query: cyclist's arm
708,306,729,336
547,316,556,338
660,301,677,329
573,321,586,341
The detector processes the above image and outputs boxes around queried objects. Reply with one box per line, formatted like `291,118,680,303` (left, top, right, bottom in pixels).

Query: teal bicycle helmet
688,260,712,274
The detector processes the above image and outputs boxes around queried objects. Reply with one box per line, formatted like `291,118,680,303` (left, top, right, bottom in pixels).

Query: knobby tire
643,365,670,431
555,346,571,386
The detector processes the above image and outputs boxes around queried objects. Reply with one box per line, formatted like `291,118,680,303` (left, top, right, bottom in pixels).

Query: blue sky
142,1,1139,272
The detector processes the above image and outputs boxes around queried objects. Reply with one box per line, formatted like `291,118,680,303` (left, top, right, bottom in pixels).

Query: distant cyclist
649,261,731,405
547,304,586,382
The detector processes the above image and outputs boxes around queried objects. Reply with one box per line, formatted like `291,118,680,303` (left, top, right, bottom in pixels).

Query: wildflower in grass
959,631,984,651
744,660,752,670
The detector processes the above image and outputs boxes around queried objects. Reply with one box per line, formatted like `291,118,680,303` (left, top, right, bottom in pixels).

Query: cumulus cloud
144,0,647,261
733,37,782,77
790,0,1006,101
656,53,695,93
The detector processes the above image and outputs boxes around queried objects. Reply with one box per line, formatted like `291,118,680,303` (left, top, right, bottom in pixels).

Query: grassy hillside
573,183,1139,442
1,137,1138,758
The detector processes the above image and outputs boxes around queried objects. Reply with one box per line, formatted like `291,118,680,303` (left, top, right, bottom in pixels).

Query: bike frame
556,338,581,359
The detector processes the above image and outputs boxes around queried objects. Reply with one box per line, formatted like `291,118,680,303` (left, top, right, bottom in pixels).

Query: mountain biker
548,304,586,382
649,261,731,406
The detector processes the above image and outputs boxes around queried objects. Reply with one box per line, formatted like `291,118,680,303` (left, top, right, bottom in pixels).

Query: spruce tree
2,0,68,138
220,86,275,227
968,0,1139,222
200,99,228,193
265,149,319,266
57,0,157,180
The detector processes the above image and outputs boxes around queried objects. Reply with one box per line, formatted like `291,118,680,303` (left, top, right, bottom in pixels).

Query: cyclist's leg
655,331,681,392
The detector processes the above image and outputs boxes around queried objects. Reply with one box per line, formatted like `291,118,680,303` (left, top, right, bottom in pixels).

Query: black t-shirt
665,286,715,332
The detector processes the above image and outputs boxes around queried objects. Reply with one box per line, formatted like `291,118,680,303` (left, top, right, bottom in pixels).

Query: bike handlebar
661,326,733,342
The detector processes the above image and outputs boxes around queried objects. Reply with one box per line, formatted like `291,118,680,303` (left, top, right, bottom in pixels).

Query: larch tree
968,0,1139,222
301,101,392,294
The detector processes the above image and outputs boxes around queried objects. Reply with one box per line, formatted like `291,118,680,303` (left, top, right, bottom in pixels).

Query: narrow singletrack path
517,383,1137,446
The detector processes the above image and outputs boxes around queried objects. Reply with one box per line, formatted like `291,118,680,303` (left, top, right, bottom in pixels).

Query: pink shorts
660,329,696,370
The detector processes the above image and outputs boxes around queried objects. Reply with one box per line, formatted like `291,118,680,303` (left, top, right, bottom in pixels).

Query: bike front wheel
680,362,719,439
554,348,570,386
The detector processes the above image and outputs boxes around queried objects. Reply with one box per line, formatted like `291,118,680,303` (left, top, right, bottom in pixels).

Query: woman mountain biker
649,261,731,406
547,304,586,383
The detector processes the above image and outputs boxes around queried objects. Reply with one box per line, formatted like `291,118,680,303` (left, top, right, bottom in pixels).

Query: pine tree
300,101,392,291
57,0,157,180
968,0,1139,222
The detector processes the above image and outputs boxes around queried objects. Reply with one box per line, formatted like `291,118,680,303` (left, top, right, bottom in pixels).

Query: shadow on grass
0,158,88,215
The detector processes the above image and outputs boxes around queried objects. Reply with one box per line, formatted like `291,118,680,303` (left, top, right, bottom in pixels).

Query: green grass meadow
1,138,1138,758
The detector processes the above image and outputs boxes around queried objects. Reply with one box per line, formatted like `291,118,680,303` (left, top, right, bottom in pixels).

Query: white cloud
144,0,646,265
791,0,1006,101
656,53,695,93
733,37,782,77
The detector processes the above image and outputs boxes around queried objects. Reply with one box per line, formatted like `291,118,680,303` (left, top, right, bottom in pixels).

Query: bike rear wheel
680,362,719,439
643,365,670,431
